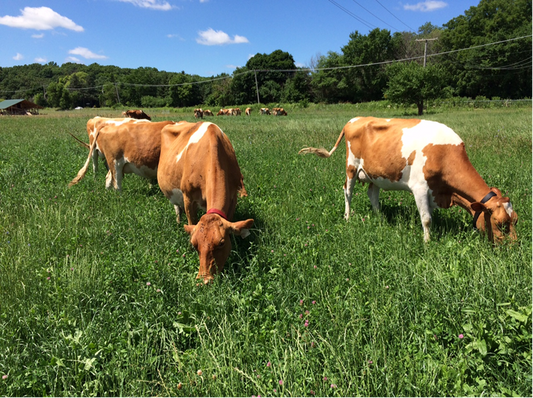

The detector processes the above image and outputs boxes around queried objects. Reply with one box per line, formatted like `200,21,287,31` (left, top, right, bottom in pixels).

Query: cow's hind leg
344,175,356,220
174,205,183,224
92,150,99,175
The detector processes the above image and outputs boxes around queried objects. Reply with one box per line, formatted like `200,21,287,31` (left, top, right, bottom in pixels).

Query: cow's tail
68,132,90,149
298,128,345,158
68,128,101,187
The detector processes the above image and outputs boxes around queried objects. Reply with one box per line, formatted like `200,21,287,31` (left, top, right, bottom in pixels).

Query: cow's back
158,122,242,205
99,121,173,172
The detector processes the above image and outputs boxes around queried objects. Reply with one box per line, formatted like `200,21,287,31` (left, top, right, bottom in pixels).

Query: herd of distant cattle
193,107,287,118
69,109,518,282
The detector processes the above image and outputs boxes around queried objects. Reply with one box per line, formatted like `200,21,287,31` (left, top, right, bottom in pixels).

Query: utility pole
416,38,438,67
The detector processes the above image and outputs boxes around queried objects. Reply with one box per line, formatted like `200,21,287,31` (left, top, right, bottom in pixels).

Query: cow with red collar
299,116,518,244
69,120,174,190
157,121,254,282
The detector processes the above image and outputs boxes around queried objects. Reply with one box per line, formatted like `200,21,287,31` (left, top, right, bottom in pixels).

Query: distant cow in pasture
122,109,152,120
232,108,242,116
217,109,231,116
260,108,270,115
203,109,214,116
299,116,518,244
157,121,254,283
194,108,204,119
245,107,252,116
272,107,287,116
69,120,174,191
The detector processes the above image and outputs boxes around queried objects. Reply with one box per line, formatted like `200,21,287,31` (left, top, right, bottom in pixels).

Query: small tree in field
384,61,448,115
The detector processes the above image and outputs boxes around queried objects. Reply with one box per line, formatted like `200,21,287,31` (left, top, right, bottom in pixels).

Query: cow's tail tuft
298,147,332,158
68,129,101,187
298,128,345,158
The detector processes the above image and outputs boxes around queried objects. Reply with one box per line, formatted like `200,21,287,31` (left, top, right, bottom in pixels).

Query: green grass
0,105,531,396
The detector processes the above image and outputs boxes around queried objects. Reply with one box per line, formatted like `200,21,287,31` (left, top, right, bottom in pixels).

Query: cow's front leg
183,196,198,225
413,190,433,242
343,175,356,220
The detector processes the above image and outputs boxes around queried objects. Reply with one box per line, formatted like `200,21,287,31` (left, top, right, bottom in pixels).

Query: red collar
206,208,228,220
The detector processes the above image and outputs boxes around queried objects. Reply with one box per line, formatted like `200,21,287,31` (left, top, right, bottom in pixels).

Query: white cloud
13,53,24,61
167,33,185,40
35,57,47,63
196,28,249,46
68,47,108,60
117,0,173,10
32,33,44,39
66,56,83,63
403,1,447,12
0,7,83,31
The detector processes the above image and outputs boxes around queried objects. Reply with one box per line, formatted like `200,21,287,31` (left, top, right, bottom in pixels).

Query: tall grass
0,106,531,396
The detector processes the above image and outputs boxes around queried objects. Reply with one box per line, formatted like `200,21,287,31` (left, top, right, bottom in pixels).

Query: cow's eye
218,238,225,247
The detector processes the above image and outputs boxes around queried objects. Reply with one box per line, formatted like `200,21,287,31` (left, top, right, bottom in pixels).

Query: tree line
0,0,530,114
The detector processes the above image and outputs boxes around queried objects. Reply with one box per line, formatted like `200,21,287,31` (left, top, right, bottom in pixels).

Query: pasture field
0,105,531,397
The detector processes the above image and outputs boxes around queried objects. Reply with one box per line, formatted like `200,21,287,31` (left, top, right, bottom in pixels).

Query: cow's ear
229,219,254,238
184,224,196,236
471,202,487,213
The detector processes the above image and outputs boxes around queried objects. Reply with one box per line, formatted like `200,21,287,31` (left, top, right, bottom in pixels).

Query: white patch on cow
348,117,361,124
176,122,212,162
169,188,184,208
123,157,157,179
503,202,513,218
401,120,463,159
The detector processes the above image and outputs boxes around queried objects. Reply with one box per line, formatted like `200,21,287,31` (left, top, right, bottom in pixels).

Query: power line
349,0,399,32
326,0,377,30
373,0,415,32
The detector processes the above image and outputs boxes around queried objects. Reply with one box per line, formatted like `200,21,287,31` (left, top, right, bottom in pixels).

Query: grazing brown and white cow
157,121,254,282
232,108,242,116
69,117,146,176
299,116,518,244
217,109,231,116
122,109,152,120
272,107,287,116
194,108,204,119
69,120,174,191
245,107,252,116
203,109,214,116
260,108,270,115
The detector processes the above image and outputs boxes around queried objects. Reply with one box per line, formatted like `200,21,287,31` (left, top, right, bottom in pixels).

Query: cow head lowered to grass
157,121,254,283
299,116,518,245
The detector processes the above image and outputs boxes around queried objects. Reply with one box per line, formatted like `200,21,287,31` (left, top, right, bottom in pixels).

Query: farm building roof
0,99,43,110
0,99,44,115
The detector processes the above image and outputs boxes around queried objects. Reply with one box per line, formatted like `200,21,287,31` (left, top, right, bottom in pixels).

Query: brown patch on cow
346,164,356,180
344,118,414,183
406,150,416,166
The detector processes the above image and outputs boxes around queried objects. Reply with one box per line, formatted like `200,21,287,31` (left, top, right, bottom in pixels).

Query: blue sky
1,0,481,77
